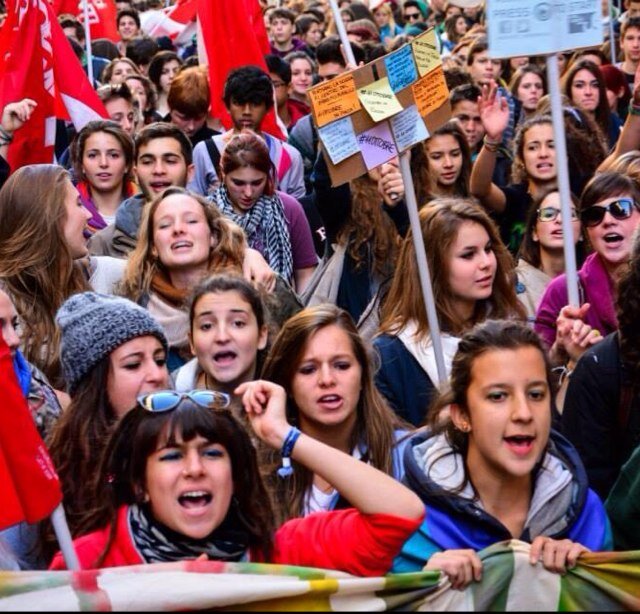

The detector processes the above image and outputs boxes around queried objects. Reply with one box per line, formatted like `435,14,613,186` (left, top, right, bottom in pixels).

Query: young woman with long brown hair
374,199,524,425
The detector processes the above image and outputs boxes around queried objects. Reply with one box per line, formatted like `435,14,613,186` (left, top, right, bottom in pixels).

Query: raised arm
470,82,508,213
0,98,37,160
236,379,424,521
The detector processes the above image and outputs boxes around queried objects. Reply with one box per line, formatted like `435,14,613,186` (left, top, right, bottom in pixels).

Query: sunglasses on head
537,206,578,222
579,198,637,227
137,390,231,413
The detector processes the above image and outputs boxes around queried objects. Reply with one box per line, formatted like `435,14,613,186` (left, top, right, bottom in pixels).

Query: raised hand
1,98,37,134
477,81,508,142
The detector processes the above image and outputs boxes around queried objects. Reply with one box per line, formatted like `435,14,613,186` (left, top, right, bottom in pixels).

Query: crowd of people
1,0,640,592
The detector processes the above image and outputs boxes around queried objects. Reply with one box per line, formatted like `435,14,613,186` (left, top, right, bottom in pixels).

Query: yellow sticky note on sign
412,29,442,77
309,72,361,127
357,77,404,122
412,68,448,117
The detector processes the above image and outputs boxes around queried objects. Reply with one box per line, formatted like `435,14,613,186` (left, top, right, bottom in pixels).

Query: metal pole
82,0,94,86
609,0,616,64
545,55,580,307
328,0,356,66
398,153,447,385
51,504,80,570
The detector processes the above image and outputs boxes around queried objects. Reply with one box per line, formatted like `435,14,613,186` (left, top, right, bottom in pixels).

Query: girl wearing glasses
391,319,610,588
49,385,425,572
47,292,170,544
535,172,640,369
258,304,409,523
515,188,582,322
374,199,524,426
173,275,268,408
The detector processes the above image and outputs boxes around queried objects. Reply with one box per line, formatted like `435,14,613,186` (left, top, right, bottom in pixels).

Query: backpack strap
205,137,222,179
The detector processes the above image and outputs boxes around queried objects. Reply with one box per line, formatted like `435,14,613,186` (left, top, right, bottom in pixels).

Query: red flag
141,0,197,43
0,337,62,529
0,0,109,170
52,0,119,42
197,0,285,139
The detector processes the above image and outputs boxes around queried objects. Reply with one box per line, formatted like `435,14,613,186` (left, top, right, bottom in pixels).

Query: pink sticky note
357,122,398,171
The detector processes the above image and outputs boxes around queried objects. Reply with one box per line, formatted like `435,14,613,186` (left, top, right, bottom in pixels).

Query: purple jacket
534,253,618,349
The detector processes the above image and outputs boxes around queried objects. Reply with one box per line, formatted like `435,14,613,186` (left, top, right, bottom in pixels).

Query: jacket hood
403,428,590,541
114,193,146,238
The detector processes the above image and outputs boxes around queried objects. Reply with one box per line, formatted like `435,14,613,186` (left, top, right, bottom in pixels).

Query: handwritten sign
308,72,361,127
391,105,430,152
412,29,441,77
318,116,360,164
384,45,418,93
357,77,404,122
412,68,448,117
357,122,398,170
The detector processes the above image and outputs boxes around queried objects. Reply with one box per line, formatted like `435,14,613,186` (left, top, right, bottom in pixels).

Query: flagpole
328,0,356,65
545,55,580,307
608,0,616,64
82,0,94,85
51,504,80,570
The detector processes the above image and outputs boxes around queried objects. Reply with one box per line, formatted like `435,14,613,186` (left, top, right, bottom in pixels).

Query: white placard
486,0,602,58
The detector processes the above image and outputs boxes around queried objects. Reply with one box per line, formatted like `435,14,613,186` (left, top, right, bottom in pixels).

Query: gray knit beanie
56,292,168,394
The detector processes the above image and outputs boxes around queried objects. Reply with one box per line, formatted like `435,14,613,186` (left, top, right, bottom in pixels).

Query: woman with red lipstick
259,304,410,523
392,319,611,588
374,199,524,426
211,131,317,292
49,385,425,572
71,120,137,236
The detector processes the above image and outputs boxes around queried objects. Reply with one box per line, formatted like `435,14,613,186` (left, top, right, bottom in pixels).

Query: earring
458,422,471,433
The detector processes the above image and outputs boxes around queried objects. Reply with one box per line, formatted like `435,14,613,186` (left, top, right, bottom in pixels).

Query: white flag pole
546,55,580,307
399,154,448,384
50,504,80,570
82,0,94,86
609,0,617,64
328,0,447,383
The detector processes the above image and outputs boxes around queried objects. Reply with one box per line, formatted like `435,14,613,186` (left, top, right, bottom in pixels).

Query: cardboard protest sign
308,28,451,186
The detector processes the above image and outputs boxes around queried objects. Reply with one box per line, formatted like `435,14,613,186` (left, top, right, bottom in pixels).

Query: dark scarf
129,504,250,564
212,185,293,283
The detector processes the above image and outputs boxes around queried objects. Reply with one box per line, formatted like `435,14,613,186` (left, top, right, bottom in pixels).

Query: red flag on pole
52,0,118,42
197,0,285,139
0,0,109,170
0,337,62,529
141,0,197,43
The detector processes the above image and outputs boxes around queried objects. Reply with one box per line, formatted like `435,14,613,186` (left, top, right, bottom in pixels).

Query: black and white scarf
212,185,294,283
128,504,250,564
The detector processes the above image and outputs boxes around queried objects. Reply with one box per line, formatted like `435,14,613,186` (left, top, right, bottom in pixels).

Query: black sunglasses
580,198,637,227
137,390,231,413
404,12,422,20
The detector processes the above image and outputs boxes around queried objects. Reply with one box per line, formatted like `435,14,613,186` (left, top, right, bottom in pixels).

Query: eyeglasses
137,390,231,413
537,206,578,222
580,198,638,227
404,12,422,20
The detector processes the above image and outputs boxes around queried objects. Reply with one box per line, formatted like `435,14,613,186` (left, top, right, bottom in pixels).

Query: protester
124,74,161,125
269,8,309,58
211,131,317,290
509,64,546,122
173,275,268,408
515,188,582,323
0,165,126,387
96,83,138,137
47,292,169,539
71,120,136,236
284,51,316,108
562,225,640,500
259,304,409,523
147,51,183,119
49,383,425,571
374,199,524,425
190,65,305,199
391,319,611,585
101,57,141,85
535,172,640,365
450,84,485,158
265,54,309,130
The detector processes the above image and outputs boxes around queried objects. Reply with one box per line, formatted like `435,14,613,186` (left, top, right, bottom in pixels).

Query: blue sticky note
384,45,418,93
391,105,430,152
318,116,360,165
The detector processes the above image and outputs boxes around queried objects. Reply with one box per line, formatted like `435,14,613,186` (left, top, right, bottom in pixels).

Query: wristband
278,426,302,478
0,126,13,144
483,135,501,152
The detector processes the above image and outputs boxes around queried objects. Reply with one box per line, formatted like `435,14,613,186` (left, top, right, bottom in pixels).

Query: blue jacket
392,429,612,572
373,334,436,427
